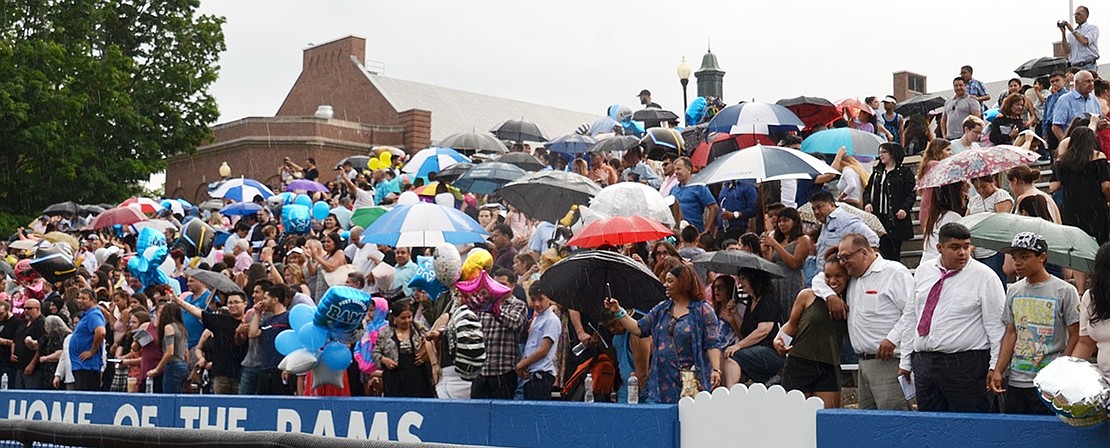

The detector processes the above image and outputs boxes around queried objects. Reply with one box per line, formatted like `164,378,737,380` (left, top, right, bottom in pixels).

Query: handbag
680,366,702,399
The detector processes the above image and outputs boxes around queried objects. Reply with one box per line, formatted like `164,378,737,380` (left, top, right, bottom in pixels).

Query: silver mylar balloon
1033,356,1110,427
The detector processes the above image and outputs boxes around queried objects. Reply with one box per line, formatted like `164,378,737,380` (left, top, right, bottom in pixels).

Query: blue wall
0,391,677,448
817,409,1110,447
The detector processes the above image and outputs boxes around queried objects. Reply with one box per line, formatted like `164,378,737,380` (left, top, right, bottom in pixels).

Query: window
908,75,925,94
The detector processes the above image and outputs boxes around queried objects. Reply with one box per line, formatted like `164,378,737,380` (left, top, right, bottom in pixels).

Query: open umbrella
78,204,105,215
495,153,546,171
219,202,263,216
567,215,673,248
586,117,623,137
361,202,488,247
895,94,946,117
800,128,884,157
916,145,1041,189
42,201,79,217
1015,56,1069,79
119,197,162,215
640,127,684,160
42,232,79,253
691,132,743,168
210,178,274,202
707,102,806,135
285,179,329,193
440,131,509,155
436,162,473,182
959,213,1099,273
131,219,179,234
590,182,676,227
546,134,598,155
453,162,528,195
492,119,546,143
690,145,839,185
632,108,680,125
185,268,245,297
693,250,787,278
350,206,389,229
798,202,887,236
837,98,872,119
536,250,665,317
681,123,708,151
336,155,371,171
403,147,471,179
88,206,147,230
776,96,841,130
499,171,602,223
159,199,184,216
588,135,641,154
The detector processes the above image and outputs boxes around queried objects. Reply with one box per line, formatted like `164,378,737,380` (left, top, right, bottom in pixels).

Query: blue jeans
238,365,261,395
161,360,188,394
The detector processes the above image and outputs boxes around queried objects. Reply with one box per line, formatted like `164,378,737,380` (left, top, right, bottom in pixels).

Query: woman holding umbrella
604,264,722,403
863,143,916,261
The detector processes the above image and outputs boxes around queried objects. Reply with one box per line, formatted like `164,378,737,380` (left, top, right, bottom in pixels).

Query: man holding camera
1059,6,1100,71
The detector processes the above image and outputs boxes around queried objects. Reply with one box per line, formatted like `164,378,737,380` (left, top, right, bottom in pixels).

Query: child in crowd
516,285,561,400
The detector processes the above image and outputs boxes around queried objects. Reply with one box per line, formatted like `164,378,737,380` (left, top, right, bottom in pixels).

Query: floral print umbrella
916,145,1040,190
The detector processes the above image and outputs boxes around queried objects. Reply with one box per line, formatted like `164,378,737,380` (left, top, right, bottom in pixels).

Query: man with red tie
899,223,1006,412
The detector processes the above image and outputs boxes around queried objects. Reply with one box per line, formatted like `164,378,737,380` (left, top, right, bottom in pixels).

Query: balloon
456,270,513,316
408,261,444,300
297,322,330,352
14,259,38,285
396,191,419,205
1034,356,1110,427
311,201,330,221
461,248,493,281
368,159,383,171
294,194,312,207
321,341,353,371
282,204,312,235
339,230,350,240
127,227,170,290
433,244,462,286
380,152,392,166
29,242,77,284
275,329,301,356
280,348,319,374
310,362,345,389
289,303,315,330
313,286,372,336
180,219,215,258
685,97,708,126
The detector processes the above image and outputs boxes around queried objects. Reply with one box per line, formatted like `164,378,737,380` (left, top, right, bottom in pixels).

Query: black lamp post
677,57,692,126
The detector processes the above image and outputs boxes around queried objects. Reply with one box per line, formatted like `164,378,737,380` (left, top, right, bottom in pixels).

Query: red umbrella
837,98,871,119
87,206,147,230
567,215,674,248
776,96,841,130
119,197,161,215
692,132,740,168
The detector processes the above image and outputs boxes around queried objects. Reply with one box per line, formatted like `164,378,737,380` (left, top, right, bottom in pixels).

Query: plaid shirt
477,297,527,376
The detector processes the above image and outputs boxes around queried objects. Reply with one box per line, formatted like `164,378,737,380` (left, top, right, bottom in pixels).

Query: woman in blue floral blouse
606,264,722,403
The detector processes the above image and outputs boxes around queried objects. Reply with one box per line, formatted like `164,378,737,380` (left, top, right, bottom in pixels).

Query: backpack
561,353,617,401
448,303,485,381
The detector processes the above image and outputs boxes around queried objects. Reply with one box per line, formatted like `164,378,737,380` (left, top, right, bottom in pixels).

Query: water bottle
1,373,8,390
583,373,594,403
145,377,153,393
627,373,638,404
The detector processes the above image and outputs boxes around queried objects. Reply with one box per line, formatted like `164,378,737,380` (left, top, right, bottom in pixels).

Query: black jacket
863,164,916,240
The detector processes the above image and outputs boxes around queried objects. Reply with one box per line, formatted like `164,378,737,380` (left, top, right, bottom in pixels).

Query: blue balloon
275,329,300,356
313,286,371,336
289,303,315,330
281,192,296,205
408,261,444,301
685,97,708,126
339,230,350,240
282,204,312,235
297,322,329,352
127,227,169,289
312,201,330,221
321,341,353,371
294,194,312,207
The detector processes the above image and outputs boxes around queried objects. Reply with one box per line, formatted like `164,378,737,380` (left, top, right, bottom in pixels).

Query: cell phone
606,282,613,298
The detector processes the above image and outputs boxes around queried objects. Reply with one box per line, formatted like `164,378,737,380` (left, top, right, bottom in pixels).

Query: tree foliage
0,0,225,215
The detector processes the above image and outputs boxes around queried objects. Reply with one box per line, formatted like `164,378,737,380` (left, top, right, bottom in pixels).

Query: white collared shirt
811,256,913,356
899,257,1006,372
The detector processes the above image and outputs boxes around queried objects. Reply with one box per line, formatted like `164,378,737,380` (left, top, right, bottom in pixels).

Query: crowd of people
1,7,1108,417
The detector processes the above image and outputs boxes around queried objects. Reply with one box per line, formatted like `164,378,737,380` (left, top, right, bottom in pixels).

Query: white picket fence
678,384,824,448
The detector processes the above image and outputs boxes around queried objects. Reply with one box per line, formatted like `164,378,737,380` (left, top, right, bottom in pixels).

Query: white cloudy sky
198,0,1081,123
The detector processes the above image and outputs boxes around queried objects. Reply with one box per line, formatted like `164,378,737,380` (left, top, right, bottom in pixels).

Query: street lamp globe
677,57,692,81
219,161,231,178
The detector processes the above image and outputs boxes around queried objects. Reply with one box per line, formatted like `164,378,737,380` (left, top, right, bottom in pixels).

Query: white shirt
966,189,1013,259
353,188,375,208
948,138,979,155
836,169,863,204
1068,22,1100,65
899,257,1006,372
921,211,961,262
351,243,384,294
780,179,798,208
812,256,914,356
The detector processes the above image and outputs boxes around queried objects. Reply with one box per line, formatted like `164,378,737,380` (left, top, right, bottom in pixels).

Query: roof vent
314,105,334,119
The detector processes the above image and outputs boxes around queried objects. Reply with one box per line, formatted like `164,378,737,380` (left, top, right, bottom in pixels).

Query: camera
1058,20,1068,28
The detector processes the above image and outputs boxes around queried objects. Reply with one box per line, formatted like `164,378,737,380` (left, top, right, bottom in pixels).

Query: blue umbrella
800,128,885,156
546,134,598,155
219,202,263,216
706,102,806,135
361,202,488,247
211,177,274,202
402,147,471,179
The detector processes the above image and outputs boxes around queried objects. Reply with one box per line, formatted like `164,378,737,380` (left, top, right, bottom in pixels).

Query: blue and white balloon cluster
275,286,371,388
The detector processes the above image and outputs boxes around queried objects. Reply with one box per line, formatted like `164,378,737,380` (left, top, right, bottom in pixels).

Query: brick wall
398,109,432,152
276,36,399,126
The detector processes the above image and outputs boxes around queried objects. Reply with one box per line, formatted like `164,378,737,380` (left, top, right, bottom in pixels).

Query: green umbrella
958,212,1099,273
350,206,389,229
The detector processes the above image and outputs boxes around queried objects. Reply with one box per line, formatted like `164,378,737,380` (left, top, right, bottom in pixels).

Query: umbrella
373,146,406,158
958,212,1099,273
42,201,79,217
42,232,79,253
435,162,473,182
590,182,676,227
499,171,602,223
198,199,224,211
350,206,389,229
586,117,623,137
159,199,184,216
588,135,641,154
361,202,488,247
690,144,839,185
895,94,946,117
706,102,806,135
285,179,329,193
681,123,708,151
536,250,665,317
403,147,471,179
632,108,680,123
546,134,598,155
453,162,528,195
567,215,673,248
119,197,162,215
495,153,546,172
78,204,105,215
640,127,684,160
798,202,887,236
693,250,787,278
185,268,245,297
210,178,274,202
88,206,147,230
800,128,885,157
336,155,371,171
131,219,179,234
837,98,872,119
916,145,1041,189
691,132,743,168
219,202,263,216
439,131,509,155
775,96,841,130
492,119,546,143
1015,56,1069,79
9,240,38,252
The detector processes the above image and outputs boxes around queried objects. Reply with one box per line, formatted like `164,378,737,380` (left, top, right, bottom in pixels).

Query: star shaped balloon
455,270,512,316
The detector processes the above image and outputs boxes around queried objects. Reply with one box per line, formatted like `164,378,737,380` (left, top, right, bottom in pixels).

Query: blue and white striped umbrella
361,202,488,247
219,202,263,216
689,145,839,185
403,147,471,179
210,178,274,202
706,102,806,135
546,134,598,155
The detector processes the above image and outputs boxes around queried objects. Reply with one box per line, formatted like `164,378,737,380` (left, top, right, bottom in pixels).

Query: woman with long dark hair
921,181,968,262
1073,243,1110,380
916,140,952,223
864,143,916,261
720,268,784,388
373,299,435,397
148,303,188,394
1055,126,1110,244
760,207,810,315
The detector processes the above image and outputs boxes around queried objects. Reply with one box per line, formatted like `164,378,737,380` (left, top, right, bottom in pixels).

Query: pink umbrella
88,206,147,230
916,145,1041,189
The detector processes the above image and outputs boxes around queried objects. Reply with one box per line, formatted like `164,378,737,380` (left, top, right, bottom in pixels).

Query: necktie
917,268,960,337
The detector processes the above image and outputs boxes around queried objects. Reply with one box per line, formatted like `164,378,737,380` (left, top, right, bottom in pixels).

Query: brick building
165,36,597,202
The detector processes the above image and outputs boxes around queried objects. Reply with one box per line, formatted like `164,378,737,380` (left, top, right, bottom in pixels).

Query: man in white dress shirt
899,223,1005,413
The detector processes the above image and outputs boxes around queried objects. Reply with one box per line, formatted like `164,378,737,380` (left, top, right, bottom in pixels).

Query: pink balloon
455,270,512,315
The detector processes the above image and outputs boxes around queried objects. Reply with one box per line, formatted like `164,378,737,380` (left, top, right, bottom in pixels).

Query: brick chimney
302,36,365,70
893,71,927,100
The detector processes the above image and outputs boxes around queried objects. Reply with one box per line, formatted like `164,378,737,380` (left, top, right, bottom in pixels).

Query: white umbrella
210,177,274,202
689,144,838,185
131,219,179,234
589,182,676,227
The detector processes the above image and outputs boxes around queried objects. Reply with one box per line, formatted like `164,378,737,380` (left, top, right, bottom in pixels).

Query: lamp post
219,162,231,178
676,57,692,126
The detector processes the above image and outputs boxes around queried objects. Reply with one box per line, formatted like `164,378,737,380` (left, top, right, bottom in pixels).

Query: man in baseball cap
988,231,1080,414
637,89,660,109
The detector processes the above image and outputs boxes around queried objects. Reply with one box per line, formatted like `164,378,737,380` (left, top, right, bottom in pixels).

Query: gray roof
359,61,599,143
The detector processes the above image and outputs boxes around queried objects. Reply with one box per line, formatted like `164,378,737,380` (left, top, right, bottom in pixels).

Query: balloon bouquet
275,286,372,390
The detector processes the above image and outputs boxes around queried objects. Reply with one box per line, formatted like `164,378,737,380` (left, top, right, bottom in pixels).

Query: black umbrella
495,153,546,171
440,131,508,155
436,162,473,182
895,94,947,117
632,108,680,123
185,268,245,297
640,127,684,160
693,250,787,278
1015,56,1068,79
498,171,601,223
536,250,665,317
680,123,709,154
78,204,106,215
588,135,641,154
43,201,79,217
335,155,371,171
452,162,528,195
492,119,546,143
